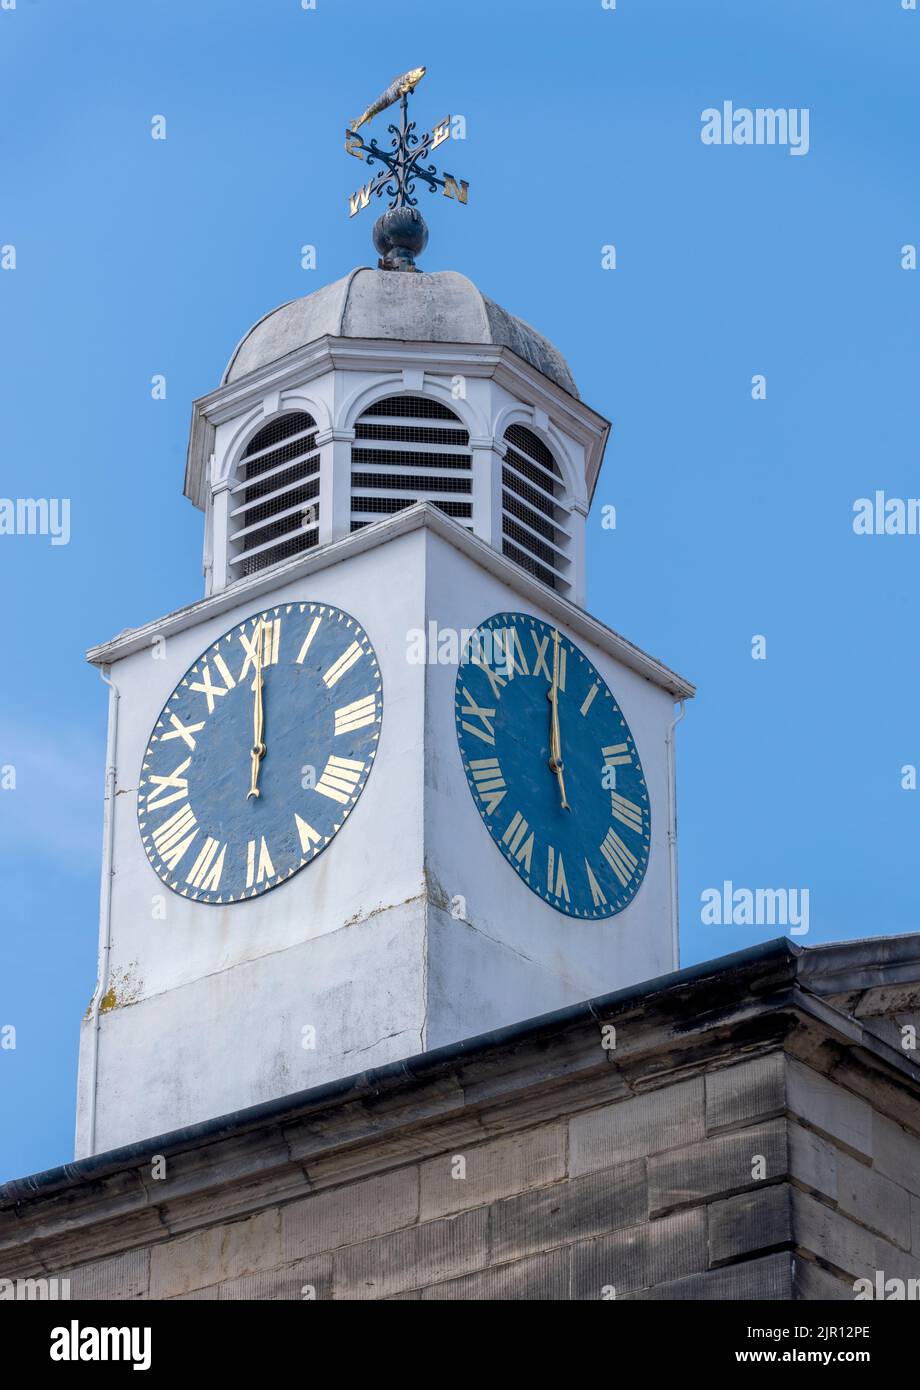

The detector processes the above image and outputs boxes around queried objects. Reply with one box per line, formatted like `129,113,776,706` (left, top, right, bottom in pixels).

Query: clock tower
75,102,693,1160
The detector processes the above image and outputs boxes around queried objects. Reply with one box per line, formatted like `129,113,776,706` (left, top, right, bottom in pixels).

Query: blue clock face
455,612,650,920
139,603,382,904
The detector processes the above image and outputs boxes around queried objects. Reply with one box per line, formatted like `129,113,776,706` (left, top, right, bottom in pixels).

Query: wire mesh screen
350,395,473,530
501,424,569,592
229,412,321,580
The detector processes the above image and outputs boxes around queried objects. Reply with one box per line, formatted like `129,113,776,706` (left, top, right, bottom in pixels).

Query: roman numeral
459,687,496,745
334,694,377,736
585,860,607,907
603,742,632,768
161,712,205,751
600,827,638,888
295,814,323,855
469,758,507,815
145,756,192,812
151,804,198,869
186,837,227,891
547,846,570,902
315,755,364,804
580,684,599,718
611,792,644,835
246,836,276,888
239,619,281,680
530,632,551,681
323,641,363,688
296,615,322,665
497,627,530,678
190,662,234,714
502,811,534,872
469,645,508,700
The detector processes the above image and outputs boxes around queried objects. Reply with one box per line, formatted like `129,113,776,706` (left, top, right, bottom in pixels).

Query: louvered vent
502,424,571,591
229,412,320,580
350,395,473,532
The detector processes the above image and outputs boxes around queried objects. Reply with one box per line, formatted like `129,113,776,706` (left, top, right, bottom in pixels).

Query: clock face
139,603,382,904
455,612,650,920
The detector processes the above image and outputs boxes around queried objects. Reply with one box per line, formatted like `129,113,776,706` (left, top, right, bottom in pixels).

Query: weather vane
345,66,469,272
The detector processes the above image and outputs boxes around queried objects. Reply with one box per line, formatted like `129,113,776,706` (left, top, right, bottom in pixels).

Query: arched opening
350,395,473,531
228,412,320,580
501,424,571,591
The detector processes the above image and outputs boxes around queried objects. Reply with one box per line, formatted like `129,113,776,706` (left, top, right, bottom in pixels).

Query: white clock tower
76,186,693,1162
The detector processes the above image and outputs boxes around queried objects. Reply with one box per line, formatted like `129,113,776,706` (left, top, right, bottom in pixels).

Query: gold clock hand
547,629,571,812
247,621,266,801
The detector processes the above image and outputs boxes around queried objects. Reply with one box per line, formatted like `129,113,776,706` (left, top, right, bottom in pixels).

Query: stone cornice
3,939,920,1277
184,337,611,513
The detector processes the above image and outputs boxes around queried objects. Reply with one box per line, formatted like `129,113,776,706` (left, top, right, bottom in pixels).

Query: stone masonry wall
42,1050,920,1301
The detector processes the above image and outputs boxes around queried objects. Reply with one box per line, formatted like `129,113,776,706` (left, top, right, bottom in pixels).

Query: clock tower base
76,506,690,1156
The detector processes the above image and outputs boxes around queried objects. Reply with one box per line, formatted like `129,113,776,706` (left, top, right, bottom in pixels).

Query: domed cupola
185,266,609,608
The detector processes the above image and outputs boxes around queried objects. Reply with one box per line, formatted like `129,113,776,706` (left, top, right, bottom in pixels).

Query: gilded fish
351,66,427,133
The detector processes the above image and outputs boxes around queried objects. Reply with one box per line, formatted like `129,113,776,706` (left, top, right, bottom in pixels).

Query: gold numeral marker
469,644,508,700
470,758,507,815
239,620,281,680
334,694,377,736
602,742,632,768
189,663,234,714
600,827,638,888
296,615,322,665
315,755,364,804
611,792,644,834
246,836,276,888
502,811,534,872
459,687,496,745
145,756,192,812
585,860,607,907
323,641,363,688
580,684,599,718
161,712,206,751
499,628,530,678
186,837,227,891
530,632,551,681
547,846,570,902
151,804,198,869
295,815,323,855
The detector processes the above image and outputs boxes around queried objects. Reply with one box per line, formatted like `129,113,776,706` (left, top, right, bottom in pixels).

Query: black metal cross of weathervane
345,66,469,272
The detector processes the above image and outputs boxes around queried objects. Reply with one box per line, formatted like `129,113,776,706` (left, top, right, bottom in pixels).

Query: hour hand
247,741,265,800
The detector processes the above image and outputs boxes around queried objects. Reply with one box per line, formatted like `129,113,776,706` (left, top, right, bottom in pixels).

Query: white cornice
184,338,611,513
87,504,694,699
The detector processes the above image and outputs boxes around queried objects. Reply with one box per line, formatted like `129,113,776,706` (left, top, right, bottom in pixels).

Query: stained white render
76,264,694,1156
77,509,691,1156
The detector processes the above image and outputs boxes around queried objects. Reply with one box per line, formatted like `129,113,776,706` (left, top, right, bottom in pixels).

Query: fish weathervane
345,67,469,272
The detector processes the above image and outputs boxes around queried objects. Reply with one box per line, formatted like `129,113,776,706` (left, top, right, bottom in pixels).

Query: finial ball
373,206,429,273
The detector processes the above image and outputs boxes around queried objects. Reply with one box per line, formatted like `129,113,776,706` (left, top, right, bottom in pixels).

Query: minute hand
247,623,266,801
547,629,571,812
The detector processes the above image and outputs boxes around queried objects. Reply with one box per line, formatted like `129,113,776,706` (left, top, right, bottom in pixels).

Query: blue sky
1,0,917,1181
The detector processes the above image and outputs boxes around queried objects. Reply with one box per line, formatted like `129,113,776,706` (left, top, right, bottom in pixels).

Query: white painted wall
422,529,677,1045
76,513,687,1156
